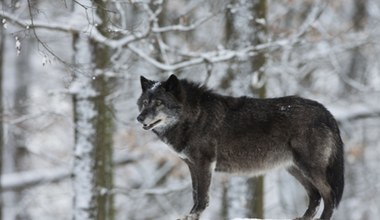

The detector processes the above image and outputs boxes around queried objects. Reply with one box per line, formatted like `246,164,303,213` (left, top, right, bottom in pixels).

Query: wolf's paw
176,213,199,220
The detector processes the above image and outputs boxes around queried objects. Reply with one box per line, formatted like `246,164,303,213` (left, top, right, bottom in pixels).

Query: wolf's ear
165,74,179,91
164,74,182,100
140,76,154,92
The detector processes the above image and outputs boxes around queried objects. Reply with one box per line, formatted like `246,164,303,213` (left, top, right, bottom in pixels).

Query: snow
2,18,7,29
255,18,266,25
150,81,161,90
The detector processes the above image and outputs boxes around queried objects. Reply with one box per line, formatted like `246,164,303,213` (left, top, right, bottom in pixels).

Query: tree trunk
0,18,4,220
1,1,32,219
72,31,98,220
248,0,267,99
8,36,31,220
246,1,267,218
71,1,114,219
222,0,267,218
92,1,115,219
345,0,367,92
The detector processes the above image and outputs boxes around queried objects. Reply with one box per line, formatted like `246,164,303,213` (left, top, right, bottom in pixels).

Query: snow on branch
0,11,78,33
127,39,291,71
329,104,380,123
0,154,140,192
0,6,287,72
1,2,375,73
0,8,153,47
1,167,70,192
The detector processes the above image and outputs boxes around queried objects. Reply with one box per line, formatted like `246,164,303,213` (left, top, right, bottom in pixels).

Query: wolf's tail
327,135,345,207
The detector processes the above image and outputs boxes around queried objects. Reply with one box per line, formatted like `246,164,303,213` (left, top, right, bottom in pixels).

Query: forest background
1,0,380,219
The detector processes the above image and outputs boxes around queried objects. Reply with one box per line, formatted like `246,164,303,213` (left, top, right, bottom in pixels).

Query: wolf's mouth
143,119,162,130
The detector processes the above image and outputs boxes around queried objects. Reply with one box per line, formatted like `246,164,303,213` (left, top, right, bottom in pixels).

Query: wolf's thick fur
137,75,344,220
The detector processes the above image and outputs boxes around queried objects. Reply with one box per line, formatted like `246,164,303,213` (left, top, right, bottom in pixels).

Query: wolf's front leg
181,159,213,220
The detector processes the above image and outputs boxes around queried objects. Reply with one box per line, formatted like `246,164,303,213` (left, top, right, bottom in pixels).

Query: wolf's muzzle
137,114,145,123
137,113,162,130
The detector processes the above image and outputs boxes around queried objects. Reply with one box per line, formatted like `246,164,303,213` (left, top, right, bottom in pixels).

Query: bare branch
0,11,78,33
293,0,326,40
282,0,326,62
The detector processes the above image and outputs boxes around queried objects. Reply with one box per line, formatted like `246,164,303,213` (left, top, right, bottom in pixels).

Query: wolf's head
137,74,183,132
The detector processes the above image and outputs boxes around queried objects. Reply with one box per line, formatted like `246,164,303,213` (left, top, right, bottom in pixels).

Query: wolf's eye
156,100,162,106
142,99,148,106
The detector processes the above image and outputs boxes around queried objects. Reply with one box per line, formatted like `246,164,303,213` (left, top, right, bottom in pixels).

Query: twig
26,0,68,64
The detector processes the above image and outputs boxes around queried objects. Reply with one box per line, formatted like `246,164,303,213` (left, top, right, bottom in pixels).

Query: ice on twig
15,36,21,56
2,18,7,29
42,55,47,66
255,18,266,25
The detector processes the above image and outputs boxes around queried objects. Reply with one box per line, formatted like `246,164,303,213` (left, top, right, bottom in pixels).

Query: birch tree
72,30,98,220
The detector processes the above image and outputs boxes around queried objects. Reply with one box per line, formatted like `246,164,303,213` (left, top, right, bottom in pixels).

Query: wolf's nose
137,114,144,122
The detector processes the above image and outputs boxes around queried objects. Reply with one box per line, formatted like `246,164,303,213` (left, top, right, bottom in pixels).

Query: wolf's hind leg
288,167,321,219
309,170,335,220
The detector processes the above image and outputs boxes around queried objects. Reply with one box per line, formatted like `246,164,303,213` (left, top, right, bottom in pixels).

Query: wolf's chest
161,137,189,160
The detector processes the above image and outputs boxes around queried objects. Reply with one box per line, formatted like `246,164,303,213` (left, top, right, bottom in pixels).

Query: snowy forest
1,0,380,219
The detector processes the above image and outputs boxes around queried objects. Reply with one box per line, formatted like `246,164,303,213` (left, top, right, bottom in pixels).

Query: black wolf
137,74,344,220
